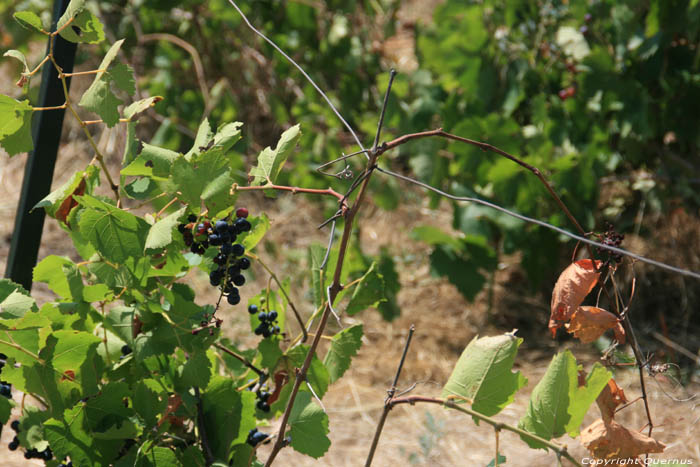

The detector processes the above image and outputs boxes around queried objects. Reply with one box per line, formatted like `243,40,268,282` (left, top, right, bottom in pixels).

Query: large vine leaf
248,124,301,185
287,391,331,459
79,40,133,126
346,262,386,315
201,376,256,459
0,94,33,156
323,324,363,383
75,195,150,264
442,333,526,420
33,256,84,301
518,351,610,449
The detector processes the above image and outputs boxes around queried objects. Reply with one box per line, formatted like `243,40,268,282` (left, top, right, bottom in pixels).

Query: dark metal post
5,0,77,290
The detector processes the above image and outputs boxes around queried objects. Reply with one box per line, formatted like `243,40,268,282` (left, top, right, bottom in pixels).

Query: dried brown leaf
596,378,628,422
549,259,602,338
581,418,665,459
566,306,621,344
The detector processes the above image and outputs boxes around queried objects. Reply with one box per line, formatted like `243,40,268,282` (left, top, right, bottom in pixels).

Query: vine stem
365,325,415,466
214,343,265,378
264,125,385,467
231,183,348,212
387,396,582,467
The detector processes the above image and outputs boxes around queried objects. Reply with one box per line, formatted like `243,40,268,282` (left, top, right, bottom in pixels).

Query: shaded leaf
4,50,30,85
346,263,386,315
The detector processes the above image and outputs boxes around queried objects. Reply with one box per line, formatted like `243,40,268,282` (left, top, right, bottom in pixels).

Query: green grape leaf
186,118,214,159
110,63,135,93
0,95,33,156
346,262,386,315
201,170,236,217
212,121,243,152
0,397,12,425
75,195,150,264
79,39,130,127
47,330,102,378
179,350,212,388
82,284,111,302
124,96,162,120
0,280,36,319
518,350,610,449
121,143,179,178
323,324,363,383
133,379,167,428
240,213,270,251
33,256,84,300
202,376,256,459
284,345,329,398
13,11,45,33
141,446,181,466
248,124,301,185
0,289,36,318
56,0,86,32
4,50,30,78
288,391,331,458
376,248,401,321
442,333,527,421
145,206,186,251
171,147,237,211
58,8,105,44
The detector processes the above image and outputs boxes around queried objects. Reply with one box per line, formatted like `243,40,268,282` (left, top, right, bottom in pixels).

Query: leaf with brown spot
55,178,86,225
566,306,621,344
596,378,628,422
549,259,602,337
581,418,665,459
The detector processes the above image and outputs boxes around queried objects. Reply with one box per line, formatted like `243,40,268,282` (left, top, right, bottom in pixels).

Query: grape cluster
0,352,11,399
254,310,280,338
6,419,53,460
598,223,625,264
177,208,252,308
255,387,272,412
247,428,269,447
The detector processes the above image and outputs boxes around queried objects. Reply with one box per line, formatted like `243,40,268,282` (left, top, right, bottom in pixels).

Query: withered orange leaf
55,178,86,226
566,306,620,344
596,378,628,422
581,418,665,459
549,259,602,338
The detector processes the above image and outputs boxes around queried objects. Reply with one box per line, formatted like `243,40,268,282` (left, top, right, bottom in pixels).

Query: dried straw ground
1,21,699,467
